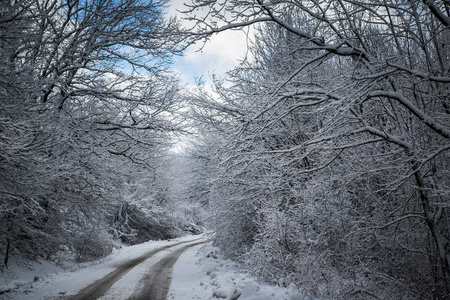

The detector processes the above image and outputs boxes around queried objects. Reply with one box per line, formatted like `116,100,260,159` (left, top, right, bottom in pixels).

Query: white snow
1,235,303,300
168,243,303,300
0,235,201,300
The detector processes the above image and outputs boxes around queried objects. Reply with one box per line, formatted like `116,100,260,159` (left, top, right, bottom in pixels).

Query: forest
1,0,449,299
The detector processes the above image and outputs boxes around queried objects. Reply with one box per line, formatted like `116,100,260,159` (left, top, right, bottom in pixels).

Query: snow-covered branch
368,91,450,139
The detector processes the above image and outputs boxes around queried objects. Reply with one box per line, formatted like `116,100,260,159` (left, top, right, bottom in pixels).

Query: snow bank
0,258,69,296
168,243,305,300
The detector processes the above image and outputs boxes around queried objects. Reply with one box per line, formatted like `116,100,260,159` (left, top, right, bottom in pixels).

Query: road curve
66,240,202,300
128,241,205,300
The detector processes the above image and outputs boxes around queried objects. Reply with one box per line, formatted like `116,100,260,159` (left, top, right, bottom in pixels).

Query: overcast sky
166,0,251,153
167,0,249,85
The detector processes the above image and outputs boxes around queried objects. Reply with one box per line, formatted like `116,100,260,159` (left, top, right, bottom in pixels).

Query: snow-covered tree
0,0,186,266
183,0,450,297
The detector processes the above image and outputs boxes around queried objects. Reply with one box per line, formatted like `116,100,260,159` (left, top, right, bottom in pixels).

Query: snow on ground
168,243,304,300
2,234,305,300
0,235,201,300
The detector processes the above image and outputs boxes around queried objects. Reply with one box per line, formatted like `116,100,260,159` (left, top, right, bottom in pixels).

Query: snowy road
3,236,206,300
65,240,203,300
67,239,204,300
3,235,298,300
128,242,204,300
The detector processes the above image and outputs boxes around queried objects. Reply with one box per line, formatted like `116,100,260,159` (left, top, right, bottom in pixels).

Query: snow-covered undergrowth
168,243,305,300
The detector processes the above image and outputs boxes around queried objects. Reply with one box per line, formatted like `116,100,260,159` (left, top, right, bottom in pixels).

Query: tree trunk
4,238,10,268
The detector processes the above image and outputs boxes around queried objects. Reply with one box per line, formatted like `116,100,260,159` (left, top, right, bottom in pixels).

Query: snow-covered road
127,241,204,300
2,234,301,300
70,240,204,300
2,236,205,300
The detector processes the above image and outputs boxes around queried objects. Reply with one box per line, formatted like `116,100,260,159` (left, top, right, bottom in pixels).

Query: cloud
167,0,250,85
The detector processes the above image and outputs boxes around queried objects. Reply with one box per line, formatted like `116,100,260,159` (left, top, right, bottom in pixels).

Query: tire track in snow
128,241,205,300
66,239,202,300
